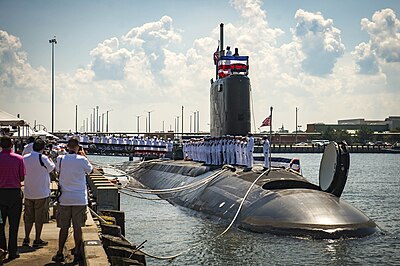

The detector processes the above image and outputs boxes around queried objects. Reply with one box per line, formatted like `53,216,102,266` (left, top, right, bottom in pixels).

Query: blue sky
1,0,399,132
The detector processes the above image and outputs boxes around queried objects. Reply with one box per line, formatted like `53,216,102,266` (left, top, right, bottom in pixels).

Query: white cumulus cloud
291,9,345,76
0,30,47,101
353,8,400,75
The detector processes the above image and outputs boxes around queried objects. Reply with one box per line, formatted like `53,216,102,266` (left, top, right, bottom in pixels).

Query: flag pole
269,106,273,166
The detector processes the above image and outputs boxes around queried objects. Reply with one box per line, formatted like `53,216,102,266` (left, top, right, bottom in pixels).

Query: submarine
119,23,378,239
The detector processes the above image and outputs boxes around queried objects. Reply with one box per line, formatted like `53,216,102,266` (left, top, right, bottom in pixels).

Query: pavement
2,207,81,266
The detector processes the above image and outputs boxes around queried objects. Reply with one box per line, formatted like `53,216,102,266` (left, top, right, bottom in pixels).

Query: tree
321,127,335,140
334,129,353,144
355,126,373,144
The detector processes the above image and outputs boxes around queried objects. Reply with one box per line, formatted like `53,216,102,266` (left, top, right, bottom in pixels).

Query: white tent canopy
0,109,27,126
32,129,59,139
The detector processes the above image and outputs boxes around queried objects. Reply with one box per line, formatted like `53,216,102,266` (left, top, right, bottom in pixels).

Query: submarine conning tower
210,23,251,137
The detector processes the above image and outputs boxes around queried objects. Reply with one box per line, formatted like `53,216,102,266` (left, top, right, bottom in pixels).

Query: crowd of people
61,133,174,155
182,134,271,170
0,135,92,264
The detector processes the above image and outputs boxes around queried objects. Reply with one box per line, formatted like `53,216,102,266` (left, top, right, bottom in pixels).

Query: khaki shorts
56,205,87,229
24,197,50,224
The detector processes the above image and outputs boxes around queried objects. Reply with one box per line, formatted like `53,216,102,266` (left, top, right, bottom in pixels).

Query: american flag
260,115,271,127
213,46,219,65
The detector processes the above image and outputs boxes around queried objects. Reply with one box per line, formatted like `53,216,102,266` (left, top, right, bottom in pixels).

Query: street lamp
136,115,141,133
181,106,184,136
145,110,153,133
196,110,200,132
101,113,105,132
106,110,112,133
96,106,99,132
75,105,78,133
295,107,299,144
49,36,57,133
93,108,95,132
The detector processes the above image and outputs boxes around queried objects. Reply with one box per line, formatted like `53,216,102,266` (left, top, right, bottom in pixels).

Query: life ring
319,141,350,197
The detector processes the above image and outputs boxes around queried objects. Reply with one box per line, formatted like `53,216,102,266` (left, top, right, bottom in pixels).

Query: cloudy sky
1,0,399,133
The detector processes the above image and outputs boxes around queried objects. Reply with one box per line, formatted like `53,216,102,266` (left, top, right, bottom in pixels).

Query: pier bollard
97,186,119,211
101,234,134,249
93,181,114,198
100,223,121,237
106,246,146,265
100,210,126,236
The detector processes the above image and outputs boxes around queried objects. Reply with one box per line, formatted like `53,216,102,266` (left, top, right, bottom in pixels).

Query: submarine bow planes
119,23,378,239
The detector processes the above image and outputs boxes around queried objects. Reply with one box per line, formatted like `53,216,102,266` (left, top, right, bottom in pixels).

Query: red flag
213,46,219,65
260,115,271,127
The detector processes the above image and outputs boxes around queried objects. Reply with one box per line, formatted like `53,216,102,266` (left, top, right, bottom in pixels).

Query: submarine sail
210,23,251,137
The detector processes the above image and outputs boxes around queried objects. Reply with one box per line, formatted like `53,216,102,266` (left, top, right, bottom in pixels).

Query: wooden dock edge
82,210,110,266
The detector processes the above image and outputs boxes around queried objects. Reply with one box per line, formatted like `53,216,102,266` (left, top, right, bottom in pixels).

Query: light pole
196,110,200,132
136,115,141,133
96,106,99,132
49,37,57,133
90,114,93,132
175,116,180,133
145,110,153,133
101,113,105,132
93,108,95,132
181,106,184,136
295,107,298,144
190,115,192,133
75,105,78,133
106,109,112,132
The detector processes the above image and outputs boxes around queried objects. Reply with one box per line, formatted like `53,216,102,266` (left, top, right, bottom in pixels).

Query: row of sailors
183,135,260,168
63,134,173,153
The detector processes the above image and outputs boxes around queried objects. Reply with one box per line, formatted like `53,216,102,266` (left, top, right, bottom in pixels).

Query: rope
215,168,270,237
89,161,270,261
122,168,227,195
121,168,270,260
120,168,228,202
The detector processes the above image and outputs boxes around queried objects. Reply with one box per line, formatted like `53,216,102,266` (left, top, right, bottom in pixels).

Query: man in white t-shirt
52,138,93,263
23,138,55,247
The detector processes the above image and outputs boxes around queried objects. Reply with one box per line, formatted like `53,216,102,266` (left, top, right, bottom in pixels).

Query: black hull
120,160,378,239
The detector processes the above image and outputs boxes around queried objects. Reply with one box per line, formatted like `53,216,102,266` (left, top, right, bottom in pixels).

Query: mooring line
115,168,270,260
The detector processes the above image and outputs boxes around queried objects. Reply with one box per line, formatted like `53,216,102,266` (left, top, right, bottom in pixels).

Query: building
307,116,400,133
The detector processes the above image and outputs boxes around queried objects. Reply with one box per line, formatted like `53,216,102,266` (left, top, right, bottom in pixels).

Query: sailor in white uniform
246,133,254,169
262,136,270,170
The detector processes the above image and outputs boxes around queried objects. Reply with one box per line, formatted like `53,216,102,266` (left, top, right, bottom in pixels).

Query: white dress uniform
263,139,270,169
246,136,254,168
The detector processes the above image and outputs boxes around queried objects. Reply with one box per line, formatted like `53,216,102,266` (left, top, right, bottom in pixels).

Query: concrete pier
4,207,108,265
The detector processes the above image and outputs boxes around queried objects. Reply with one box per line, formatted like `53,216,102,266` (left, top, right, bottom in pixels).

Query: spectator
0,136,25,262
52,137,93,263
22,138,55,247
22,136,35,156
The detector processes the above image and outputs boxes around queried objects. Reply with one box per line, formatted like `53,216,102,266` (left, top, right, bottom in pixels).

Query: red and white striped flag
213,46,219,65
260,115,271,127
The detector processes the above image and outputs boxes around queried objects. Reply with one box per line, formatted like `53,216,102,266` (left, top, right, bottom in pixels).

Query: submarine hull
121,160,378,239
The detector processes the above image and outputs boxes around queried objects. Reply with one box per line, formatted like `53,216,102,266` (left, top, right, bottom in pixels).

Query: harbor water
89,153,400,265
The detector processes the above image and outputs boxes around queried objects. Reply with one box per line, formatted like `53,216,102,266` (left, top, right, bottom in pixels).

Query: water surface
89,153,400,265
